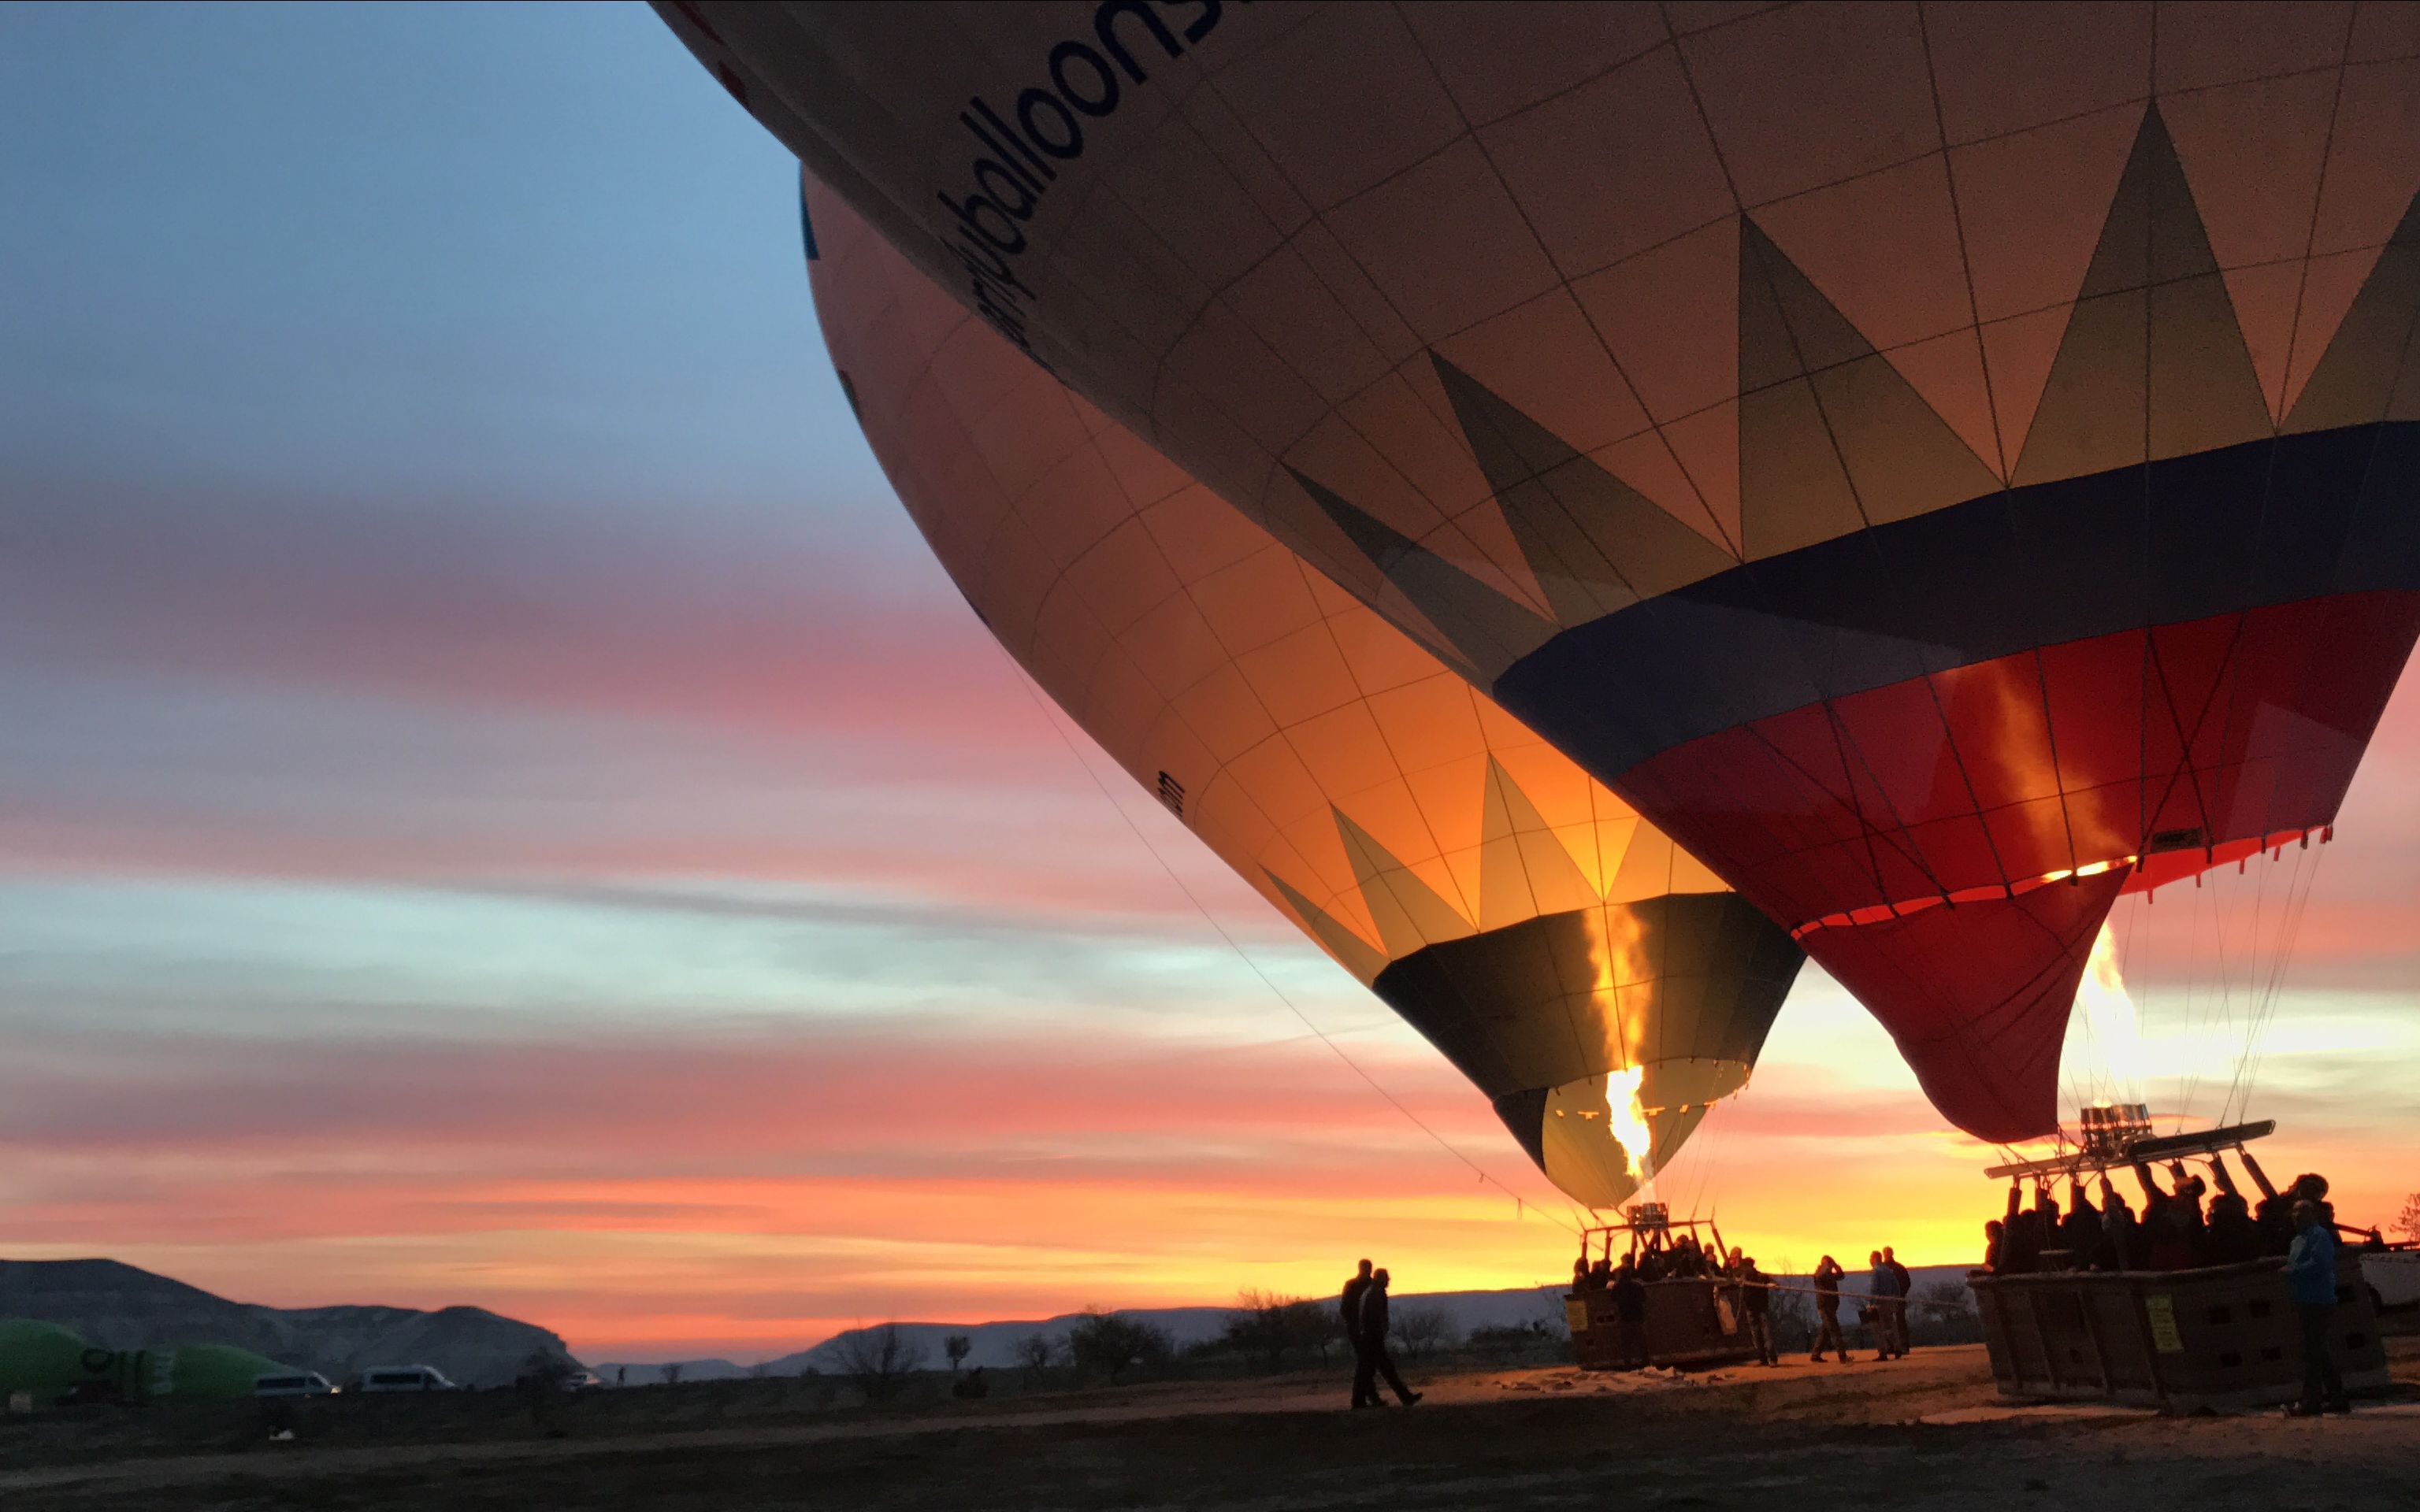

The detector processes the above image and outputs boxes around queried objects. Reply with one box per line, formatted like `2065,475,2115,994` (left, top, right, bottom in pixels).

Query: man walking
2285,1201,2351,1416
1349,1267,1421,1408
1341,1259,1374,1406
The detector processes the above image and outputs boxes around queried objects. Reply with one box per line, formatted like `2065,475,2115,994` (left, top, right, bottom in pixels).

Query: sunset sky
5,2,2417,1365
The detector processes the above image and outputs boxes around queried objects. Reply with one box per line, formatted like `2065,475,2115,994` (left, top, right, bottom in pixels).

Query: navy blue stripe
1494,422,2420,778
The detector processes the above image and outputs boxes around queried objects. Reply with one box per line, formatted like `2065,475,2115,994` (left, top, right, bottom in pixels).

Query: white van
357,1366,458,1393
253,1372,336,1398
2366,1250,2420,1314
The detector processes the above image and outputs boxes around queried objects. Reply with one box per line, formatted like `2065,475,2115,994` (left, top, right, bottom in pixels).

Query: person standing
1882,1247,1913,1357
1733,1251,1776,1366
1609,1256,1649,1370
1864,1251,1896,1361
2285,1201,2351,1416
1811,1256,1849,1363
1341,1259,1375,1407
1349,1268,1421,1407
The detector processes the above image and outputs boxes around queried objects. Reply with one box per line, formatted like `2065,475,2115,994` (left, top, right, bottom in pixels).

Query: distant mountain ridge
596,1269,1982,1380
0,1258,575,1389
599,1288,1576,1380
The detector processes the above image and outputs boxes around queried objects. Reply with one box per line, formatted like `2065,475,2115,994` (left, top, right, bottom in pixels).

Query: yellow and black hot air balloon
807,176,1802,1209
666,3,2420,1144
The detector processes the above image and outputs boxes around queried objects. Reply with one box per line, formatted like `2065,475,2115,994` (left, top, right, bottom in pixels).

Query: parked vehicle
2366,1250,2420,1314
356,1366,456,1393
252,1372,336,1398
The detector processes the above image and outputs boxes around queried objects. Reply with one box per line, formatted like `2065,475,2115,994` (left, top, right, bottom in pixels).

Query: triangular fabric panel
1333,806,1476,956
1287,465,1557,679
2218,261,2308,422
1879,327,2006,482
1478,756,1602,931
2151,66,2333,425
2280,245,2392,419
2285,192,2420,434
1738,219,1999,557
2014,106,2271,485
2162,69,2337,417
1592,430,1736,553
1948,105,2143,325
1754,152,1977,369
1263,868,1390,984
1434,354,1739,625
1571,221,1742,541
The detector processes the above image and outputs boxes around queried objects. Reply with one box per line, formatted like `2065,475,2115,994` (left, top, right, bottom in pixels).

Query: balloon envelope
665,3,2420,1142
807,176,1802,1207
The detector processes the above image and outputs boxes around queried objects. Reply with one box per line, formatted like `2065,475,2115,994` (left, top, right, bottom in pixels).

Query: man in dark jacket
1733,1251,1776,1366
1882,1247,1913,1357
1341,1259,1374,1406
1810,1256,1849,1363
1350,1267,1420,1408
2060,1180,2103,1266
2285,1203,2351,1416
1865,1251,1895,1360
1609,1257,1649,1369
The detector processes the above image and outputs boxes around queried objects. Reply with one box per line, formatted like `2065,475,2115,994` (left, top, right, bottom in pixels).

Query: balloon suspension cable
993,647,1579,1236
2219,836,2326,1125
2076,833,2326,1145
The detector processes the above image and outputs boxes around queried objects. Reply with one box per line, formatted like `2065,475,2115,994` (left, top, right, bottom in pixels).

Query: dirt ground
2,1341,2414,1510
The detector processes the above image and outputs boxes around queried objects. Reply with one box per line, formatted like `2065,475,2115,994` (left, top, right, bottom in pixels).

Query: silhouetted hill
0,1258,576,1388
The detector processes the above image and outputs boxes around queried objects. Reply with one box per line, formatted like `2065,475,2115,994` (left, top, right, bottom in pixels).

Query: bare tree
1224,1289,1319,1371
1388,1305,1458,1363
1763,1258,1816,1354
944,1334,972,1373
662,1362,682,1386
2397,1191,2420,1242
1908,1278,1982,1346
1014,1332,1056,1381
1287,1299,1343,1366
1067,1307,1171,1385
833,1323,927,1404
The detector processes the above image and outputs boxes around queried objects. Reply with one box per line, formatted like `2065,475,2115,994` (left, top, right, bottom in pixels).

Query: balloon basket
1973,1257,2390,1413
1564,1214,1761,1371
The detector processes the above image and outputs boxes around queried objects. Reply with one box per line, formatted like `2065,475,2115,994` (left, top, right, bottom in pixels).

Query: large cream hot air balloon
666,3,2420,1143
807,174,1802,1209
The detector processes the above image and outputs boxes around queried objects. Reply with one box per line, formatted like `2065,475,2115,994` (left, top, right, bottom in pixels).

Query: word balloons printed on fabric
804,176,1805,1211
660,3,2420,1144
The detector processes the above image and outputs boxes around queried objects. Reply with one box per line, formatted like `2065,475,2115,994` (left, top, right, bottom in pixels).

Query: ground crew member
1810,1255,1848,1363
1610,1256,1649,1369
1733,1251,1776,1366
1868,1248,1906,1354
2285,1201,2351,1416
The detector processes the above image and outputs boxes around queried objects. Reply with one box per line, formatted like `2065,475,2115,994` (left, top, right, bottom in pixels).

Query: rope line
989,643,1580,1236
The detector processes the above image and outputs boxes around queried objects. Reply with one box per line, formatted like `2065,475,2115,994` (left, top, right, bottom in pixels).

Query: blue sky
2,2,2414,1361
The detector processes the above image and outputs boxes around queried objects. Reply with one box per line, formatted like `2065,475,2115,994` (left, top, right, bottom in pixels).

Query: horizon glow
2,2,2415,1364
